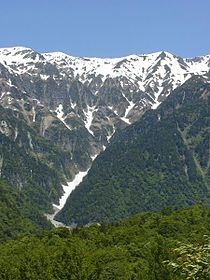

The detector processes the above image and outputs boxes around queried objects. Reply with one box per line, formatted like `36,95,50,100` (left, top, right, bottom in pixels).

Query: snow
54,170,89,210
91,153,98,161
42,50,210,110
1,47,209,86
55,104,72,130
43,51,160,83
151,100,161,110
7,96,12,104
151,86,163,110
7,79,17,89
70,101,77,109
84,106,95,135
55,104,64,119
40,74,50,80
121,92,135,124
107,128,116,142
0,46,42,74
46,170,89,227
0,92,6,99
184,55,210,74
14,127,18,141
0,47,209,95
46,152,100,227
32,107,36,122
0,46,209,117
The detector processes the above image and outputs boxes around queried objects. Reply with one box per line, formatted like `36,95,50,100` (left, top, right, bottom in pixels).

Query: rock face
0,105,75,212
0,46,209,213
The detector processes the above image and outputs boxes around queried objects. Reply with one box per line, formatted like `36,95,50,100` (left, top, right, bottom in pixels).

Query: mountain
1,47,209,132
0,46,209,221
56,74,210,226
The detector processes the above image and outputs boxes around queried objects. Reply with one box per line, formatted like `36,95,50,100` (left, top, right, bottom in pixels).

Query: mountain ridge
0,46,209,225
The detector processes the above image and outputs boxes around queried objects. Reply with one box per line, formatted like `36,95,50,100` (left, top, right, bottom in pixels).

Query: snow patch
107,128,116,142
54,170,89,210
70,101,77,109
55,104,64,119
121,92,135,124
151,86,163,110
84,106,95,135
55,104,72,131
91,153,98,161
40,74,50,80
32,106,36,122
0,92,6,99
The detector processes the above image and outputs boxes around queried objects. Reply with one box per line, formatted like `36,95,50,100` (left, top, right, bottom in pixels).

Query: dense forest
0,180,51,240
58,75,210,226
0,205,209,279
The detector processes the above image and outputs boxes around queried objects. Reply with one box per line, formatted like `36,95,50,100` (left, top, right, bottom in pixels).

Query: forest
0,205,209,279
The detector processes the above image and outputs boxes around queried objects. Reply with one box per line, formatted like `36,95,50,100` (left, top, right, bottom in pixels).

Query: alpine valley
0,46,210,230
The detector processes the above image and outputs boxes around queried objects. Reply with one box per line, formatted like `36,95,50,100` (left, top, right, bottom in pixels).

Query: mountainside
0,179,51,240
57,74,210,226
0,46,209,222
0,105,76,212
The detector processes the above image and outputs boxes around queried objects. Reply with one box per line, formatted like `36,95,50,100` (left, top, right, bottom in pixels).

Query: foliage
0,205,209,279
164,236,210,279
0,180,52,241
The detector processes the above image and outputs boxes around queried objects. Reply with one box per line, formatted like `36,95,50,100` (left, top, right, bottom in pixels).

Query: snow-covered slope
1,47,209,112
43,50,210,109
43,50,209,84
0,47,46,74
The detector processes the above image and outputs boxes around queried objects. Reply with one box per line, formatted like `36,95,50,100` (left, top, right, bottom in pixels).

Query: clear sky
0,0,209,58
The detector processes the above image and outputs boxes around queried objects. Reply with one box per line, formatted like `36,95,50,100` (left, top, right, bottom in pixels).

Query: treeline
0,205,210,279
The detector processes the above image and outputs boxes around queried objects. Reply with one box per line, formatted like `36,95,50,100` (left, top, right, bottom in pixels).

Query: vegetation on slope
0,180,51,241
0,106,75,212
57,75,210,226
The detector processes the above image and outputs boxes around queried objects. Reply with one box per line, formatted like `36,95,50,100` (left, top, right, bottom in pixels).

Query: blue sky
0,0,209,58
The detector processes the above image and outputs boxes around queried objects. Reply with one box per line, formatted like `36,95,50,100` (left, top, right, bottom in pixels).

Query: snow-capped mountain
43,50,210,109
1,47,209,109
0,46,209,167
0,46,209,218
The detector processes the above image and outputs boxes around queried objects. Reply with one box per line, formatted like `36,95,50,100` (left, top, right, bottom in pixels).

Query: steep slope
0,180,51,240
57,74,210,226
0,46,209,223
0,105,75,212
